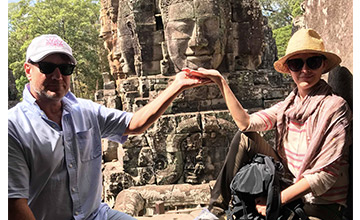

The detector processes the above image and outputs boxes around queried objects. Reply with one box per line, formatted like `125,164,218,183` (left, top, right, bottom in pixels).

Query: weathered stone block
262,88,287,100
167,2,194,22
240,99,263,109
95,89,104,101
103,161,135,208
120,78,139,92
103,89,117,97
103,139,120,162
141,61,161,75
104,81,116,89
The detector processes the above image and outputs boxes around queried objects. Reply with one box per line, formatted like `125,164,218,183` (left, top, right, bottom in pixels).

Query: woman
190,28,352,220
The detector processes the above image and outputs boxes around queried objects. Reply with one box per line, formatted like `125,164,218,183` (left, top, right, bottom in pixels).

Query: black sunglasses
286,55,325,72
29,61,75,76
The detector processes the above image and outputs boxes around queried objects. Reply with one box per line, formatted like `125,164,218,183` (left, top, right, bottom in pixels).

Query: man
190,28,352,219
8,34,209,220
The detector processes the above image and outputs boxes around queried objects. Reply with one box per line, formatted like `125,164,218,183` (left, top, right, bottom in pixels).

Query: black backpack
227,154,309,220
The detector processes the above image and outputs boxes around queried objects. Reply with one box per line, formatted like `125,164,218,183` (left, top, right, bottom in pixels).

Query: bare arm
124,70,210,135
255,178,311,216
186,68,250,130
281,178,312,205
8,198,36,220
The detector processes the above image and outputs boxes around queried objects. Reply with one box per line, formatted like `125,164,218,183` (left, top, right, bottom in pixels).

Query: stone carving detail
114,181,216,216
98,0,293,214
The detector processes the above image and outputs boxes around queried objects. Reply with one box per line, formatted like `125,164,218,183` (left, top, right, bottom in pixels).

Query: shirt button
71,187,76,192
75,211,79,216
68,164,73,168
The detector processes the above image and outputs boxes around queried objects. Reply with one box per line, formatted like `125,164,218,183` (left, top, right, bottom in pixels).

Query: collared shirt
8,84,133,220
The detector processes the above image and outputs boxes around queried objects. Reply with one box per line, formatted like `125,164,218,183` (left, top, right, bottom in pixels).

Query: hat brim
274,49,341,74
29,50,77,65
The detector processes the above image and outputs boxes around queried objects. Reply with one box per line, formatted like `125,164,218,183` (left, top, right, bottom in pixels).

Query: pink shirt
245,100,349,206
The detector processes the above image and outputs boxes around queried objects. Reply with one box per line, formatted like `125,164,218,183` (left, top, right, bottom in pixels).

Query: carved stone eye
154,154,168,170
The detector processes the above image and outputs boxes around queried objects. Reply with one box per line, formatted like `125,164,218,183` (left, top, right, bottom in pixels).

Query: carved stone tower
98,0,293,213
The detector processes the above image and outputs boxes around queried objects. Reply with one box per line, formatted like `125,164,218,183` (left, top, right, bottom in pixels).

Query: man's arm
9,198,36,220
124,70,210,135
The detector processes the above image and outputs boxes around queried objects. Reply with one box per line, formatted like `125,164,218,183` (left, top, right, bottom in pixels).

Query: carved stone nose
188,23,209,49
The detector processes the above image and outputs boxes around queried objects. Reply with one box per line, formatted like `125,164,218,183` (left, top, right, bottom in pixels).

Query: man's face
25,54,72,102
164,0,227,72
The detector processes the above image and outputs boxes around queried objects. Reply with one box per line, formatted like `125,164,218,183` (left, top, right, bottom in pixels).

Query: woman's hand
183,67,250,130
173,68,213,91
255,196,267,216
182,68,223,85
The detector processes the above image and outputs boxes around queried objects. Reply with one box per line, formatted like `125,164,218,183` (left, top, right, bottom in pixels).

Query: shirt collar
22,83,77,114
23,84,37,105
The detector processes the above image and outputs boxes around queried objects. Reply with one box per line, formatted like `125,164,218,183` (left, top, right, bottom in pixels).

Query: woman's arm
255,178,312,216
281,178,312,205
185,68,250,130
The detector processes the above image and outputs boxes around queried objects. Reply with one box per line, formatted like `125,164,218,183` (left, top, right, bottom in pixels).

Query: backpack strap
227,194,250,220
293,205,310,220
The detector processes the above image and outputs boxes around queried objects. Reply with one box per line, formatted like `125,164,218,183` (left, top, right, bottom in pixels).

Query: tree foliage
8,0,108,99
258,0,303,57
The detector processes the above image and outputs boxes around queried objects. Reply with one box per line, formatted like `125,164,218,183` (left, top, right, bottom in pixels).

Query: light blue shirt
8,84,133,220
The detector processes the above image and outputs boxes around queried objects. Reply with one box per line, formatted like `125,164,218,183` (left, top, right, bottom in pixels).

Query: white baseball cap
26,34,77,64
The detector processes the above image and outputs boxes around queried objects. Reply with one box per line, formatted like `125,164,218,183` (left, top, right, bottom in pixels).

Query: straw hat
274,28,341,74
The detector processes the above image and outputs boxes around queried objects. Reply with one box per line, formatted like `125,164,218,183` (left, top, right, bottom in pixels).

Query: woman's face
163,0,227,72
287,53,326,96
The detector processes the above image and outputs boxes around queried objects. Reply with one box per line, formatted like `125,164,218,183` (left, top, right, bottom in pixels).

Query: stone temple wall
97,0,293,214
300,0,353,217
302,0,353,109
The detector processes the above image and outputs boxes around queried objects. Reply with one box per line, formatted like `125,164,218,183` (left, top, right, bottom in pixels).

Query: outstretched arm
186,68,250,130
124,70,210,135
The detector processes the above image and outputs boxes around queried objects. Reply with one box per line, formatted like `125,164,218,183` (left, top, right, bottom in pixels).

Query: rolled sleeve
97,104,134,143
304,171,337,196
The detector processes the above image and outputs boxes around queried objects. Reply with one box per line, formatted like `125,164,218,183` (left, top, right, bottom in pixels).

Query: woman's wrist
280,191,287,206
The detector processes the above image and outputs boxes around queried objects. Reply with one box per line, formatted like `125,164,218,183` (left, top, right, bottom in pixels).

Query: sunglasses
286,56,325,72
29,61,75,76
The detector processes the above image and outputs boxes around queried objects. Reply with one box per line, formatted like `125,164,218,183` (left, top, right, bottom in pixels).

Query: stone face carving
159,0,231,72
100,0,274,78
98,0,293,214
115,0,163,77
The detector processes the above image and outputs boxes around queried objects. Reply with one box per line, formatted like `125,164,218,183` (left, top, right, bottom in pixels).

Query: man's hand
125,68,211,135
255,196,267,216
174,68,212,91
182,68,223,86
